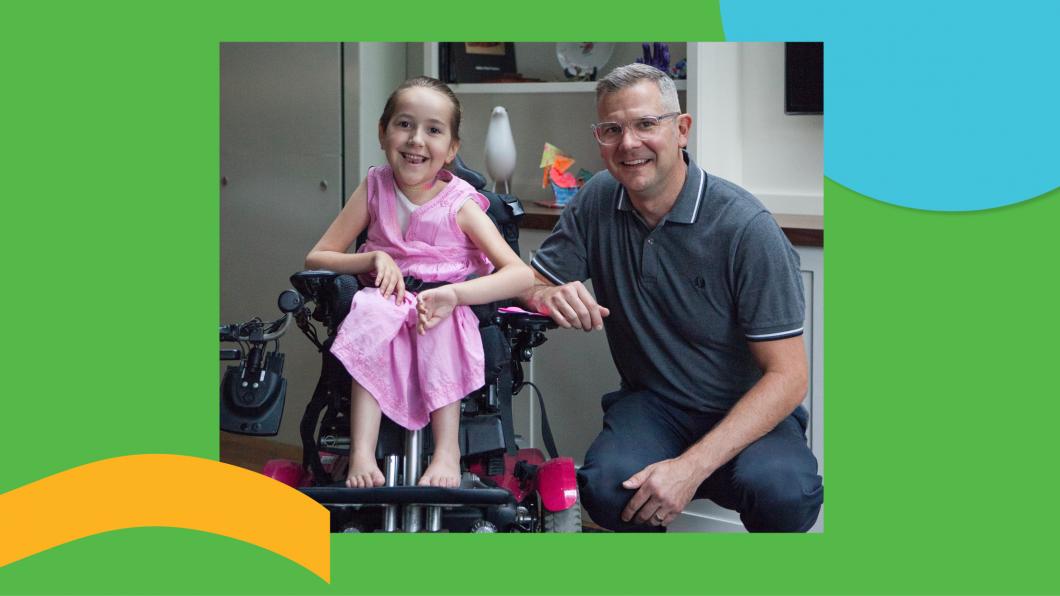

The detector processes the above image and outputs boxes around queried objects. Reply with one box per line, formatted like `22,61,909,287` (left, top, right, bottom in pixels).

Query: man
522,64,823,532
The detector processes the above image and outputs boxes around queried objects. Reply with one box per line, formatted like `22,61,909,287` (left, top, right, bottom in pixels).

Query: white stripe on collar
688,166,706,223
614,165,705,223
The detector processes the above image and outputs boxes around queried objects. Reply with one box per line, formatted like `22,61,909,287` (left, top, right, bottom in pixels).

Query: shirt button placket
643,236,658,282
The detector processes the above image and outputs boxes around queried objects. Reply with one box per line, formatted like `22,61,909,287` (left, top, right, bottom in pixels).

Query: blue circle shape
720,0,1060,211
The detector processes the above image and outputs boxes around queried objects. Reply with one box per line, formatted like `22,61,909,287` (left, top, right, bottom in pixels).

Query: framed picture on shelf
440,42,517,83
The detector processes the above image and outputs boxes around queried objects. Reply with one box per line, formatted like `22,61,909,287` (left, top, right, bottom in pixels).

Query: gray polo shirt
531,153,804,414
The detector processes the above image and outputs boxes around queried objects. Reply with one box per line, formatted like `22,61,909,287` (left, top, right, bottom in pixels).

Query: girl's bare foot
345,454,385,488
418,450,461,488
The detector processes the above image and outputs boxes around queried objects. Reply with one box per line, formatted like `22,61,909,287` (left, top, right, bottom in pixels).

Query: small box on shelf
441,42,517,84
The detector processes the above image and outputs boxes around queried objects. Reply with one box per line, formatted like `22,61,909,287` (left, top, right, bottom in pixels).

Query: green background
3,0,1058,593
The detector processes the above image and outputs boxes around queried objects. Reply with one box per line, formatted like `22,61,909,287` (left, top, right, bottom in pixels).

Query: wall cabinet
220,43,345,446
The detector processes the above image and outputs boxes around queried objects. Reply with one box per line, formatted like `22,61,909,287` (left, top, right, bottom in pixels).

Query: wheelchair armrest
495,308,558,332
292,269,340,279
290,270,360,329
290,269,339,295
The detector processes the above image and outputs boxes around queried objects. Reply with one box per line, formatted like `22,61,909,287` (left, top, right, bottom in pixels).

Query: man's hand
621,457,703,527
416,286,458,335
532,281,610,331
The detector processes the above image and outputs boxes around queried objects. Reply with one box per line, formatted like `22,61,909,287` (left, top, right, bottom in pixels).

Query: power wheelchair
220,157,581,533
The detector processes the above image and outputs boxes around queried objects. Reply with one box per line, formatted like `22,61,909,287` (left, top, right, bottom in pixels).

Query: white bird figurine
484,106,517,194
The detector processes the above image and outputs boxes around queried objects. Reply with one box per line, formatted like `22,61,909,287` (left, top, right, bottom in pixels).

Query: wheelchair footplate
300,485,516,507
301,481,528,533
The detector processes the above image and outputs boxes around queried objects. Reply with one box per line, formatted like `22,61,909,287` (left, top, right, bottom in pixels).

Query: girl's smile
379,86,460,202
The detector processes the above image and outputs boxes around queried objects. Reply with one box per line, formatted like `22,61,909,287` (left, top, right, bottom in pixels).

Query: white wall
352,43,408,184
688,43,823,215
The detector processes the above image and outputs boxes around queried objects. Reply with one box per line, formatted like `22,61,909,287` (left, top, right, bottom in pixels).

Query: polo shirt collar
614,150,706,225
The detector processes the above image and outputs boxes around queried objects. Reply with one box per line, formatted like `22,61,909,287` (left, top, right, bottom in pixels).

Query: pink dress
329,166,494,430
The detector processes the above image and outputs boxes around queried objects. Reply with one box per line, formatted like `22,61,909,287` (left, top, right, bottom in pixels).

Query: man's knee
578,459,660,532
577,389,688,532
732,460,823,532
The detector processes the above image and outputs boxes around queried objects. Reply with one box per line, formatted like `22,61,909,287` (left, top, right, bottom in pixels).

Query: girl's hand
372,251,405,303
417,286,458,335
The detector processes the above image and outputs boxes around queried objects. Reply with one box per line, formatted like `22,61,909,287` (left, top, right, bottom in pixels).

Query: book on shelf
440,42,518,84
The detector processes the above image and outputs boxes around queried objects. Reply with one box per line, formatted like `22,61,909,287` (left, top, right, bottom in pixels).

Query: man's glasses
591,112,681,145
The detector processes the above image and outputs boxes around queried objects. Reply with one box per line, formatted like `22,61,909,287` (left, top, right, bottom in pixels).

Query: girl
305,77,533,489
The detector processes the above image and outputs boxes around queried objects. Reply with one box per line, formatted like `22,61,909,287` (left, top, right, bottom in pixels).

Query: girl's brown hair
378,76,462,141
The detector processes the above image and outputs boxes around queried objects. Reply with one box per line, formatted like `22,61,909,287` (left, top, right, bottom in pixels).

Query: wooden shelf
451,80,687,94
519,202,823,247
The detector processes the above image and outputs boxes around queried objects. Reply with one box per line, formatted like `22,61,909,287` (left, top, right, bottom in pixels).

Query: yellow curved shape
0,454,329,582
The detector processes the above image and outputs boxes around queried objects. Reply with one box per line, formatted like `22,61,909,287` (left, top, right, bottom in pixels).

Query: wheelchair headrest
450,154,524,230
451,154,488,190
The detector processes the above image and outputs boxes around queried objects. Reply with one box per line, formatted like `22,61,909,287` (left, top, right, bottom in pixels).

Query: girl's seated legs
345,381,463,489
419,401,461,488
345,381,386,488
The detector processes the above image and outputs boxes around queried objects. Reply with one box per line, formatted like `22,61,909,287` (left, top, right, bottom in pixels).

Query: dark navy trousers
577,389,823,532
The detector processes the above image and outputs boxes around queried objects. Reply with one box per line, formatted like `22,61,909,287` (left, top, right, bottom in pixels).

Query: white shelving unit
411,42,824,214
415,42,693,205
450,80,688,94
422,43,690,92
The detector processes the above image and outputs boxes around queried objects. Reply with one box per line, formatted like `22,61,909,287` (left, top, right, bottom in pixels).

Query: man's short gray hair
596,63,681,113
